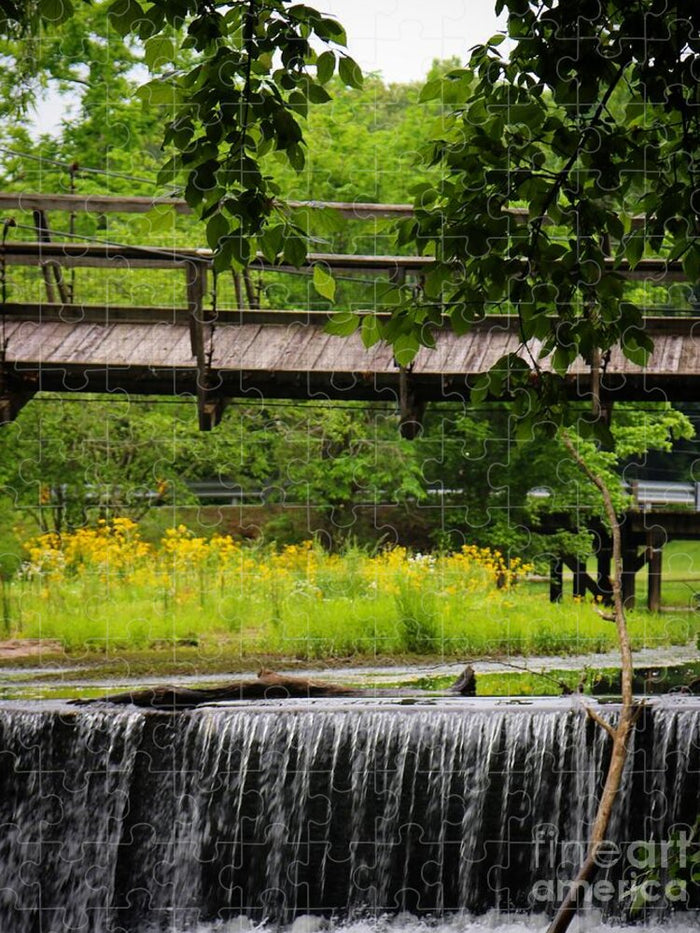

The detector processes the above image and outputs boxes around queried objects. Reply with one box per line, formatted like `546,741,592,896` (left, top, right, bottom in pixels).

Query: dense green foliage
375,1,700,439
0,1,696,568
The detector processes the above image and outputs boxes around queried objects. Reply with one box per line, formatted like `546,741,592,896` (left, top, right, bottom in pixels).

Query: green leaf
107,0,145,36
552,346,574,376
287,90,309,118
206,213,229,251
38,0,73,23
325,312,360,337
419,79,443,103
378,286,404,309
621,331,653,367
423,265,451,299
318,17,346,45
470,373,490,405
283,233,307,267
144,36,176,71
393,332,420,366
622,230,645,269
229,235,250,269
138,205,176,236
624,100,648,125
450,303,477,336
135,79,179,105
287,143,305,172
316,50,335,84
338,55,363,89
313,264,336,301
307,83,332,104
259,225,285,263
212,240,234,274
309,207,345,235
361,314,382,348
272,108,302,148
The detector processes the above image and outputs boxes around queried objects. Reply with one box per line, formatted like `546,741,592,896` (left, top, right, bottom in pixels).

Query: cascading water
0,698,697,932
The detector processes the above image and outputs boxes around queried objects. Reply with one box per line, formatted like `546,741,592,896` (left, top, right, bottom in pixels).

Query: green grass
7,578,699,659
657,540,700,608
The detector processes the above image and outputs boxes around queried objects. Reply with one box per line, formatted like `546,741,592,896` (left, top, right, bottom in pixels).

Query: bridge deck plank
0,314,698,405
0,319,694,375
217,324,266,368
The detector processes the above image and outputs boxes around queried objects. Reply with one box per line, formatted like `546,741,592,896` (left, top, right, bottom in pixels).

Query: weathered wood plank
1,240,689,279
212,324,265,369
2,313,699,407
0,192,652,232
0,191,416,218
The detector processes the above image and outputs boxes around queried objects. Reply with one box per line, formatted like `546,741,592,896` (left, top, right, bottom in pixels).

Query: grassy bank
2,520,697,660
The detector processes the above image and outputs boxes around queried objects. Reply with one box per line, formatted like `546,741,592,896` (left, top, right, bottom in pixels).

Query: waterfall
0,698,697,931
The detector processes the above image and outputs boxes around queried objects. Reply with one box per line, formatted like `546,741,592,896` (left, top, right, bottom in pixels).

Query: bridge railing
0,191,694,322
0,191,697,429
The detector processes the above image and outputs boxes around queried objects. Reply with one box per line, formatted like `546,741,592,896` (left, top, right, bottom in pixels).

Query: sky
32,0,507,135
319,1,507,84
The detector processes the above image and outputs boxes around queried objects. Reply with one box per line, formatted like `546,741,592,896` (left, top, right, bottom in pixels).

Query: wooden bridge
0,191,698,431
0,190,699,608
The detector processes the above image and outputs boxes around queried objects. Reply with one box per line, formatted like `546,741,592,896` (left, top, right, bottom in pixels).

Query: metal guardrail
184,480,266,505
529,481,700,512
42,478,700,511
187,479,700,510
628,480,700,511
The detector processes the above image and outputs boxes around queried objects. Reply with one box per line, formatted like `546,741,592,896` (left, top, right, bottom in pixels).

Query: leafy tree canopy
374,0,700,442
0,0,362,271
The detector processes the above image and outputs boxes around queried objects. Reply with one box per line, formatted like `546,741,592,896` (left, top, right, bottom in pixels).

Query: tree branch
528,62,627,253
584,703,616,740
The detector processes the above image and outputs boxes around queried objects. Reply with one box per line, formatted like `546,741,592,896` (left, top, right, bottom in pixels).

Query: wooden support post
33,210,69,303
646,529,664,613
186,261,219,431
596,548,613,605
572,558,586,599
550,558,563,603
398,365,426,440
38,258,56,303
232,270,244,310
621,547,638,609
243,268,259,309
0,386,35,424
389,266,406,287
34,209,55,303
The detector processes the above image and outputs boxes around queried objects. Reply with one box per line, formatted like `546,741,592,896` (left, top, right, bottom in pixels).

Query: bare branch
584,704,616,740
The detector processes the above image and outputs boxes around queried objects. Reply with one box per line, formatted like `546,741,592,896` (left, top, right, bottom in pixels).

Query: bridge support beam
0,390,35,424
186,261,227,431
621,548,639,609
398,366,426,440
646,528,665,613
596,548,613,604
572,559,587,599
549,558,563,602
